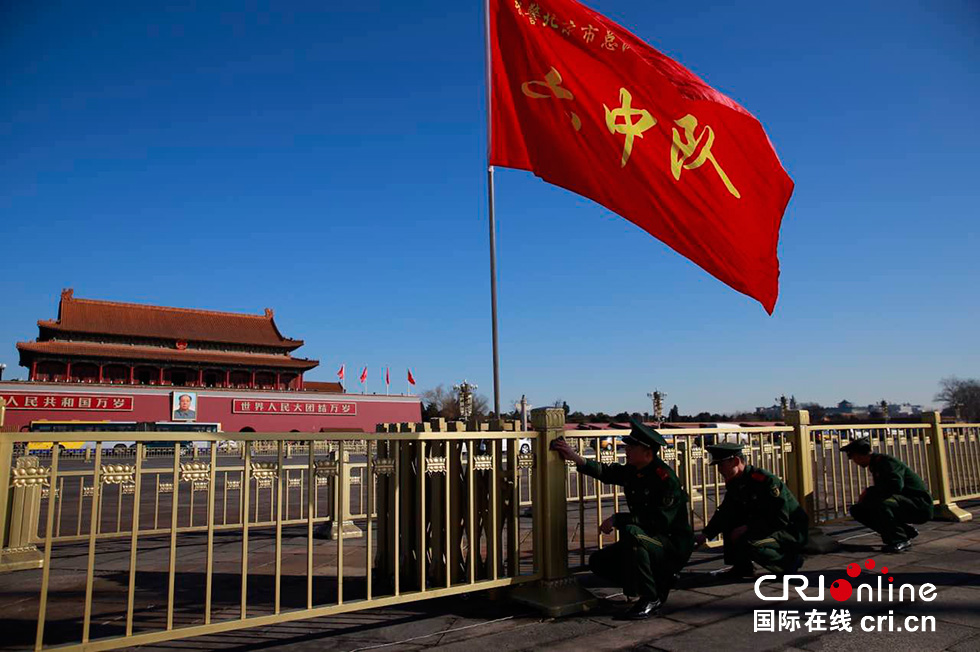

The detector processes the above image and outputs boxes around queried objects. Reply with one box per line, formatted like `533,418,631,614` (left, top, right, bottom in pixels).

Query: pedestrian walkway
91,500,978,652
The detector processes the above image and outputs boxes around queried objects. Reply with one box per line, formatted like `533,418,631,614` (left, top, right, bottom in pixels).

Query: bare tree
472,393,490,419
420,384,491,422
935,377,980,421
420,384,459,420
550,398,571,416
799,402,827,423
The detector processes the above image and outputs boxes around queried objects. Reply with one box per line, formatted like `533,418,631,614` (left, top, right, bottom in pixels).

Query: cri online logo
755,558,938,603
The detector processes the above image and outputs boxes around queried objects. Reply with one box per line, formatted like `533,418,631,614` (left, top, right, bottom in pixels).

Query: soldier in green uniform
694,443,808,578
842,437,933,553
551,417,693,619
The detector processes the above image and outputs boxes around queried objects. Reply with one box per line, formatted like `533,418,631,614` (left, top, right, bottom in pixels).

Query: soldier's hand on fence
694,533,708,548
550,439,584,466
550,438,572,458
599,516,615,535
730,525,748,541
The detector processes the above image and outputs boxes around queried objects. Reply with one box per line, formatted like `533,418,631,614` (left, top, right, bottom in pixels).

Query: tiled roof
303,381,344,393
38,289,303,349
17,340,318,370
566,423,618,430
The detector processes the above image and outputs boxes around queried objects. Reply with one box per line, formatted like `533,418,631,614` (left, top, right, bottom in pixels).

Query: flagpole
484,0,501,421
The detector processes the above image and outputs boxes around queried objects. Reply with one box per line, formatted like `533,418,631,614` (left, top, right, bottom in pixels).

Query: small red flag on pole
407,368,416,386
359,366,368,384
488,0,794,312
337,364,345,380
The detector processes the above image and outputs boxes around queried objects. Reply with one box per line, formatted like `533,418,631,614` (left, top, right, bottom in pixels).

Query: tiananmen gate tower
0,289,421,432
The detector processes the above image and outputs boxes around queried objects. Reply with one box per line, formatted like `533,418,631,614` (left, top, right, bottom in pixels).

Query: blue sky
2,0,978,415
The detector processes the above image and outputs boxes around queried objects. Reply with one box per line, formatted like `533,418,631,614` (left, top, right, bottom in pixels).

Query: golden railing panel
314,460,337,477
472,454,493,471
373,457,395,475
424,456,447,474
101,465,135,485
251,462,278,481
12,457,50,488
180,462,211,484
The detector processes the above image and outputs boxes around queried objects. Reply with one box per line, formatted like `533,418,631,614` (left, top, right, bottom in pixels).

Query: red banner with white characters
232,399,357,416
1,393,134,411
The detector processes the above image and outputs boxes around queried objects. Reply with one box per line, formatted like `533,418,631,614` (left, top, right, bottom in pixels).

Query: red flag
407,369,416,386
359,367,368,384
336,364,345,380
385,367,390,386
489,0,793,313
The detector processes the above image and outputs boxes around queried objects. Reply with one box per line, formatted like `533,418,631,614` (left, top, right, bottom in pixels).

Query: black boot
622,597,662,620
882,539,911,553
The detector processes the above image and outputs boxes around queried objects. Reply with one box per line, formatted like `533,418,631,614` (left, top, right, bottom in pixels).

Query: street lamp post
514,394,532,431
453,380,478,422
0,363,5,381
646,390,666,422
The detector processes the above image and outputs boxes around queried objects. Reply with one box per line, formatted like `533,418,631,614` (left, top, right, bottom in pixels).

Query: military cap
706,442,745,465
841,436,872,454
622,415,669,448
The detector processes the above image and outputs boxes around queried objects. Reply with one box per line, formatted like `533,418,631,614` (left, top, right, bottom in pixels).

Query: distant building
824,400,869,418
887,403,923,417
18,289,318,390
753,395,797,420
754,404,783,420
822,400,922,419
2,289,420,432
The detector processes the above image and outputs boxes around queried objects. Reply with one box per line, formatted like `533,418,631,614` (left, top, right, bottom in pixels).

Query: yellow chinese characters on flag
521,67,581,130
490,0,794,313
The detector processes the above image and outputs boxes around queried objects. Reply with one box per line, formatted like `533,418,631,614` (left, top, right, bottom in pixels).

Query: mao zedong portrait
173,393,197,420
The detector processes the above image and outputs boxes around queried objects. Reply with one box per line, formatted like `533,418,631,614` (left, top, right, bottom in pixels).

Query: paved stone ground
4,501,978,651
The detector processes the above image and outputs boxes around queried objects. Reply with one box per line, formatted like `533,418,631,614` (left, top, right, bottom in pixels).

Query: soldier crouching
551,417,693,619
695,442,808,578
842,436,933,553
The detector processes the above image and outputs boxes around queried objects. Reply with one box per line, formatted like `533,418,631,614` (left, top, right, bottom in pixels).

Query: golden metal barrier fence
29,457,378,544
32,465,347,543
806,424,933,523
0,420,543,651
940,424,980,501
1,402,975,651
